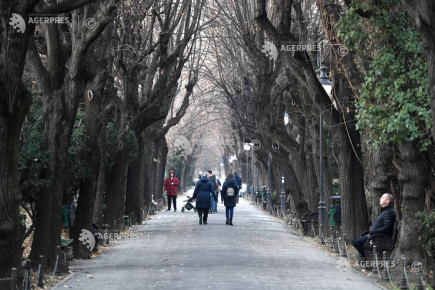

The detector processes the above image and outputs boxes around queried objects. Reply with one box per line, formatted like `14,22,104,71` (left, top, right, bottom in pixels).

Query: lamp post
267,153,272,212
244,142,251,198
251,146,255,202
256,164,259,201
281,175,286,216
317,65,333,243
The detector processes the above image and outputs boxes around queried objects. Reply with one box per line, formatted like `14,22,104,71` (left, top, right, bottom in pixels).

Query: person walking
221,173,239,226
234,172,242,203
189,174,218,224
208,170,220,201
164,170,179,212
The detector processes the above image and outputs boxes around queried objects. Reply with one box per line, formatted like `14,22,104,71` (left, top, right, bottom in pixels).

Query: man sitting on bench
352,193,396,259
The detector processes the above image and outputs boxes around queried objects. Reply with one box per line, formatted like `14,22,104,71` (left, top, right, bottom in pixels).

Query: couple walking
189,172,239,225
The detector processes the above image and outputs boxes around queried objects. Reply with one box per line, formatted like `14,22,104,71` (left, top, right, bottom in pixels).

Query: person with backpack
221,173,239,226
189,174,218,225
164,170,179,212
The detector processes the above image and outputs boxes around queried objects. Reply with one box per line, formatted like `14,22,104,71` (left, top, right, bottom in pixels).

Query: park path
53,191,381,290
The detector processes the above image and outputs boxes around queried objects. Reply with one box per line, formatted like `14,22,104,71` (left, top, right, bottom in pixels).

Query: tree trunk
369,143,394,222
104,149,130,228
30,93,78,268
71,179,94,258
336,129,369,241
143,135,158,207
93,125,107,226
0,100,31,277
392,142,428,264
125,136,144,224
0,2,36,277
155,136,168,200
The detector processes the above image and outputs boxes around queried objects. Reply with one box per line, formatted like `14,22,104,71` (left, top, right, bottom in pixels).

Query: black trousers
197,207,209,222
167,195,177,210
352,234,369,258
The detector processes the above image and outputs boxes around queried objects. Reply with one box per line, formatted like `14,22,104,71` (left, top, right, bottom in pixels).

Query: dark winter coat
164,170,179,196
221,178,239,208
209,174,220,193
233,173,242,188
369,205,396,236
191,177,217,209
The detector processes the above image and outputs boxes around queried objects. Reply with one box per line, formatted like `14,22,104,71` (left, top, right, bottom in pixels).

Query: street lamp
267,153,272,212
318,65,333,243
284,112,289,125
251,144,255,202
244,143,250,198
281,175,286,216
318,66,335,108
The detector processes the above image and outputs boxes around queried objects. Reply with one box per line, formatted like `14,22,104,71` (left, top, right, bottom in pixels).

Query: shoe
226,218,229,225
166,209,171,212
229,219,233,226
203,221,208,225
174,209,177,212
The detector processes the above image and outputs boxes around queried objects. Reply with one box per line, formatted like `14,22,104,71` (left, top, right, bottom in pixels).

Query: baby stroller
181,196,196,212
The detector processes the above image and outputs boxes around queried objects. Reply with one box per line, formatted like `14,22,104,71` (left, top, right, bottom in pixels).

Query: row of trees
0,0,208,277
179,0,434,274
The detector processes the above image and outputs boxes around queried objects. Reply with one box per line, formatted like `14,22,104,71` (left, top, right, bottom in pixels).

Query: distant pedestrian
234,172,242,188
164,170,179,212
234,172,242,203
208,170,220,205
221,173,239,226
189,174,218,225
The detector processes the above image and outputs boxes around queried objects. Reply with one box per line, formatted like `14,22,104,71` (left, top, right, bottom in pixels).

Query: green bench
61,239,74,260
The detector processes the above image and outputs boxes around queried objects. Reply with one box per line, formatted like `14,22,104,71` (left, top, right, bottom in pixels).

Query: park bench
362,222,398,260
301,212,318,235
61,238,74,260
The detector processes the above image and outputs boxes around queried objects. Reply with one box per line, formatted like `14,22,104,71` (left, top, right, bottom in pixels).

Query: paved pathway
54,192,381,289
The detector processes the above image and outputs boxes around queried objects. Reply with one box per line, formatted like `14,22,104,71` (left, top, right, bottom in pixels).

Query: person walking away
221,174,239,226
234,172,242,203
164,170,180,212
208,170,220,207
352,193,396,259
189,174,218,224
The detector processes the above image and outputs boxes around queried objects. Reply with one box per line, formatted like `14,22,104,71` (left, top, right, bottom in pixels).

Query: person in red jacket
164,170,180,212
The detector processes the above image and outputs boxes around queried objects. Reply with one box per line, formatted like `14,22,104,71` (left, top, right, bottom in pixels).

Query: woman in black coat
190,176,217,225
221,174,239,226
